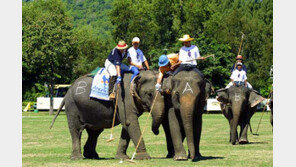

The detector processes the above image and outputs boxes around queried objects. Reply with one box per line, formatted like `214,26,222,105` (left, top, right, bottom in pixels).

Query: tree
22,0,75,114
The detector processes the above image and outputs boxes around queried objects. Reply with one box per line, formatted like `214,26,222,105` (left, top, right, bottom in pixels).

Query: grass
22,111,273,167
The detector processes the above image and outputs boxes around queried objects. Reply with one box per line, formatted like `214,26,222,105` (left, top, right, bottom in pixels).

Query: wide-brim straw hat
116,40,128,50
179,34,194,42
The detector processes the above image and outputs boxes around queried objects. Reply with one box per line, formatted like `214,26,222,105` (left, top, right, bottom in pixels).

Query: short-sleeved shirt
159,53,179,74
231,63,247,73
179,45,200,65
107,48,125,65
127,47,147,66
230,69,247,82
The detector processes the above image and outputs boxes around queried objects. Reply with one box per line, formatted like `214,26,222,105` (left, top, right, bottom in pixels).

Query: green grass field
22,111,273,167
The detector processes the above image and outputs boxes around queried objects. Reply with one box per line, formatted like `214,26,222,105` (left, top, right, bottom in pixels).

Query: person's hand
200,57,206,60
116,76,122,85
155,83,162,92
245,83,248,87
146,67,150,70
137,65,144,70
170,64,177,70
233,82,236,86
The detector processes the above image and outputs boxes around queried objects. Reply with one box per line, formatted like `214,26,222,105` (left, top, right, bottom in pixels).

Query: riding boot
109,76,117,99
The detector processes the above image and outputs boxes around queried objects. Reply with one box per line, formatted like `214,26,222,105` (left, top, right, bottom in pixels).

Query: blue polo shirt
107,48,124,66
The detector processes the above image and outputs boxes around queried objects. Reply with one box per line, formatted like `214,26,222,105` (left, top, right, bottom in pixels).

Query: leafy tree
22,0,75,114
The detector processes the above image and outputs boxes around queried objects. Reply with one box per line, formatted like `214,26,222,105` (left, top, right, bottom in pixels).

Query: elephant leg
65,107,84,160
193,110,203,160
83,128,103,159
168,108,187,161
229,120,233,143
239,123,249,144
126,113,151,160
161,115,175,158
115,127,130,159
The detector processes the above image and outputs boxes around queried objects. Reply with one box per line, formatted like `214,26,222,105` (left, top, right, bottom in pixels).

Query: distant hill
63,0,114,39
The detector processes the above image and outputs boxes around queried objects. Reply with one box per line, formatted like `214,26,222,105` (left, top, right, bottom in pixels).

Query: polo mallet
254,90,273,135
185,54,215,62
127,91,160,163
106,85,120,142
237,32,245,56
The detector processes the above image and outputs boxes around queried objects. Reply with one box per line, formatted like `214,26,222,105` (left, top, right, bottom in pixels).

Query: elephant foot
71,154,83,160
239,138,249,144
231,139,239,145
115,153,129,160
166,152,175,158
83,151,99,159
173,152,188,161
135,152,151,160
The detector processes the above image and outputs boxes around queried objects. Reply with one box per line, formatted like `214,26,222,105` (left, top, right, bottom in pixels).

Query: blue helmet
158,55,169,67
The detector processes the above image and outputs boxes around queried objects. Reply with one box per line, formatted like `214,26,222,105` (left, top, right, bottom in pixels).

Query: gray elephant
50,70,174,160
216,86,264,145
152,71,209,161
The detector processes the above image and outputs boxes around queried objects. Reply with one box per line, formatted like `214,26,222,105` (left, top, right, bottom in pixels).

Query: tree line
22,0,273,102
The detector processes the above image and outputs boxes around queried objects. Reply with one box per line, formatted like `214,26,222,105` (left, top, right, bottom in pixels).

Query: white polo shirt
127,47,147,66
230,69,247,82
179,45,200,65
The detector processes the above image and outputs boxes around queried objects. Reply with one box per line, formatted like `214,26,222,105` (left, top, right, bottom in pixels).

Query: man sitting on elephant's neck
231,55,247,73
155,53,181,92
104,40,130,99
172,34,207,77
226,62,252,89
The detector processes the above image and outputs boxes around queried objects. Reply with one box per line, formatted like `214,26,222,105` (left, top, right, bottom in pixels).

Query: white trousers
226,82,253,89
105,59,117,76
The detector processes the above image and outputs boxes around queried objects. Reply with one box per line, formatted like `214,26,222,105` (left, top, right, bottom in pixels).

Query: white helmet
132,37,140,43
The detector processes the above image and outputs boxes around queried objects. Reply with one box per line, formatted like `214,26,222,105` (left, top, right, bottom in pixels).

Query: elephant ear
204,79,215,100
216,88,228,103
248,90,265,108
130,75,142,101
162,75,172,94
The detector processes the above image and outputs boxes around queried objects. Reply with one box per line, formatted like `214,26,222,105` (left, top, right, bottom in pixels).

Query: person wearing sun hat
173,34,207,77
231,55,247,73
127,37,150,82
155,53,181,92
104,40,130,99
226,62,252,89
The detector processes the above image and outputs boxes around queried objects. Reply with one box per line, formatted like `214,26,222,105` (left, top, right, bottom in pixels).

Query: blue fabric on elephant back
89,68,110,101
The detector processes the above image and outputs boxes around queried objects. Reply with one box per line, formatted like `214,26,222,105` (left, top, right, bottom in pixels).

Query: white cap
132,37,140,43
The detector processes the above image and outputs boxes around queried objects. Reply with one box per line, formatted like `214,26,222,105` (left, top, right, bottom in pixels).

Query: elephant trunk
231,103,243,145
151,94,165,135
180,95,196,159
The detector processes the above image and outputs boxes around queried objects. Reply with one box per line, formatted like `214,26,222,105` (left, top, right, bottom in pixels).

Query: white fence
36,97,65,110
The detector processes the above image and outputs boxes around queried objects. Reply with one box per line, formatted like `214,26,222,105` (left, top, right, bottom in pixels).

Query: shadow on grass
151,156,224,162
244,141,269,145
83,157,115,160
192,156,224,162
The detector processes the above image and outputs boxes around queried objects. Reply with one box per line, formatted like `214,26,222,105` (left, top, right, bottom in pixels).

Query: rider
104,40,129,99
173,34,206,77
155,53,181,92
127,37,150,82
226,62,252,88
231,55,247,73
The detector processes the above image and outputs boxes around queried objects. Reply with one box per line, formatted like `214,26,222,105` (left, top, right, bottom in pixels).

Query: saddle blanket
89,68,110,101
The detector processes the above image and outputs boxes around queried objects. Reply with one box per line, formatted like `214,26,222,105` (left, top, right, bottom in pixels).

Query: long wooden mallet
106,85,120,142
185,54,215,62
127,91,160,163
237,32,245,56
254,90,273,134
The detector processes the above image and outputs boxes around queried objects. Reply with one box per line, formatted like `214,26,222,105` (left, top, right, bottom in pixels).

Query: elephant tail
49,98,65,129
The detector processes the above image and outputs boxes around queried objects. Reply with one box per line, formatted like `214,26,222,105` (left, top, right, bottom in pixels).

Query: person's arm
244,80,247,87
232,79,235,86
128,57,143,69
171,60,181,70
144,60,150,70
157,72,164,84
155,72,164,92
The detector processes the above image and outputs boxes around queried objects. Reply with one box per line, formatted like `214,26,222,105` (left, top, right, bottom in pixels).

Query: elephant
50,70,174,160
216,86,265,145
152,71,209,161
